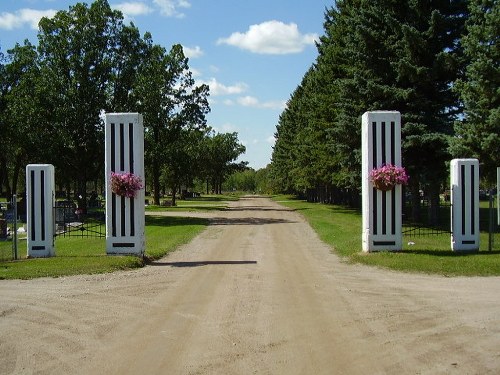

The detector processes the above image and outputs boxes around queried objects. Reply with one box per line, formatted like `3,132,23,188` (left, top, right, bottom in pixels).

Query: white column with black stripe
105,113,145,255
362,111,402,252
450,159,479,252
26,164,55,258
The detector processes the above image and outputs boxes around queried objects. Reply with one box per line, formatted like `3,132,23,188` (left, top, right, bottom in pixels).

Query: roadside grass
145,193,239,212
273,195,500,276
0,215,208,280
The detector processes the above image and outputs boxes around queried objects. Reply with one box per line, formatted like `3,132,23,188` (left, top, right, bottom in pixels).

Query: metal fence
54,201,105,238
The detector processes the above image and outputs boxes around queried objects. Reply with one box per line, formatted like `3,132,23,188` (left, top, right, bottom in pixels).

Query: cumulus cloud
112,2,153,17
183,45,203,59
153,0,191,18
217,20,318,55
0,8,57,30
201,78,248,96
237,96,286,110
266,135,276,145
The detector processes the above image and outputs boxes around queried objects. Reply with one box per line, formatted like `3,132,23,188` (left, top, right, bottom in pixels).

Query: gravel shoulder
1,196,499,374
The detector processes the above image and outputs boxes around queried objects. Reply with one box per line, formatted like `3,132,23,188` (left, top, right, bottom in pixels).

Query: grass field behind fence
274,195,500,277
0,214,208,280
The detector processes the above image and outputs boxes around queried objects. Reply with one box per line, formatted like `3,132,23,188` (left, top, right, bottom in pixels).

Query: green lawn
274,195,500,276
0,215,208,280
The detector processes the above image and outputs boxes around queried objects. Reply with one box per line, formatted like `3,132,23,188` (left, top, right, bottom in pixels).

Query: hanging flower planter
110,172,143,198
370,164,408,191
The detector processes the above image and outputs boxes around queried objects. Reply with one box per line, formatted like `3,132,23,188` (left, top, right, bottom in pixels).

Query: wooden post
362,111,402,252
105,113,145,256
450,159,479,252
26,164,55,257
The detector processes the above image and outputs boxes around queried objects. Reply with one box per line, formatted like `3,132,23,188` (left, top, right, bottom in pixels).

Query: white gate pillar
362,111,402,252
26,164,55,257
451,159,479,252
105,113,145,255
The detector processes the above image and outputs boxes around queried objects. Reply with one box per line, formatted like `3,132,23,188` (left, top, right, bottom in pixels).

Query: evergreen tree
452,0,499,184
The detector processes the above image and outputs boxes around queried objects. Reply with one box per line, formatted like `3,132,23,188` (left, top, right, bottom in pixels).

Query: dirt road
1,196,499,374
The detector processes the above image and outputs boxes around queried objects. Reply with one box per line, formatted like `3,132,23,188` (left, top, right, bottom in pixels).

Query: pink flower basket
110,172,143,198
370,164,409,191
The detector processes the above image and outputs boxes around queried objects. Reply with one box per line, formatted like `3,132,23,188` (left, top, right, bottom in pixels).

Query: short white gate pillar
451,159,479,252
26,164,55,257
105,113,145,255
362,111,402,252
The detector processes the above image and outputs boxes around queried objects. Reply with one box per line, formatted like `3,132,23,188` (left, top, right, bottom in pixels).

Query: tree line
0,0,246,208
271,0,498,222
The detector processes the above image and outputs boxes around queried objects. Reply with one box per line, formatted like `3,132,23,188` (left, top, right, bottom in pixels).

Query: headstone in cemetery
105,113,145,256
362,111,403,252
26,164,55,257
450,159,479,252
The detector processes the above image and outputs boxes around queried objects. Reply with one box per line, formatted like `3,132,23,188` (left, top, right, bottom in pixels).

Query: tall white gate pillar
451,159,479,252
26,164,55,257
105,113,145,255
362,111,402,252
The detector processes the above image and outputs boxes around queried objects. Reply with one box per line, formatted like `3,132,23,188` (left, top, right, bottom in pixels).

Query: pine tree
452,0,499,184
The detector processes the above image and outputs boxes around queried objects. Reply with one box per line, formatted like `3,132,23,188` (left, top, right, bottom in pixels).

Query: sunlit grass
273,195,500,276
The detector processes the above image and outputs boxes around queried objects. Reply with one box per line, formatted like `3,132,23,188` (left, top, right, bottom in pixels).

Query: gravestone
105,113,145,255
361,111,402,252
450,159,479,252
26,164,55,257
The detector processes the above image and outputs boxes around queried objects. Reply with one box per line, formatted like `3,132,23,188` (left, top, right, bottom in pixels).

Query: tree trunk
171,184,177,206
12,155,23,195
427,182,441,226
409,179,421,222
152,158,161,205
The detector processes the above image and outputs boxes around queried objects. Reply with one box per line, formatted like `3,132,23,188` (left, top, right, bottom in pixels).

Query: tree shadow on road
147,260,258,267
209,217,296,225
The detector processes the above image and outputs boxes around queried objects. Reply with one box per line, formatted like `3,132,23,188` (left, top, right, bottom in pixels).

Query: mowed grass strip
0,215,208,280
274,196,500,277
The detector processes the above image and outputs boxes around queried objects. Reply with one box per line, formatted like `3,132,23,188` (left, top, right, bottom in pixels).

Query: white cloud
266,135,276,145
217,20,318,55
153,0,191,18
237,96,286,110
0,8,57,30
201,78,248,96
183,45,203,59
112,2,153,17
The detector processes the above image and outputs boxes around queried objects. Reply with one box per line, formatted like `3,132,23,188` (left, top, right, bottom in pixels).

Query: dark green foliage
0,0,244,202
272,0,470,216
452,0,499,184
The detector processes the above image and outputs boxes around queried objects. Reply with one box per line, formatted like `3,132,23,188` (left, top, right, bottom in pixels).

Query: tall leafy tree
2,41,49,195
0,46,8,196
134,41,210,205
203,131,246,194
37,0,123,208
452,0,499,184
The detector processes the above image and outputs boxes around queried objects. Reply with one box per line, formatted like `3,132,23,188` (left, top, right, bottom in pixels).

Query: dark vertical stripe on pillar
111,123,116,172
130,199,135,236
382,191,387,235
461,164,466,235
470,165,475,235
40,170,45,241
121,196,126,236
373,188,378,235
111,194,116,236
30,170,36,241
372,122,377,169
390,121,395,164
120,123,125,171
129,123,134,174
391,189,396,235
381,122,386,165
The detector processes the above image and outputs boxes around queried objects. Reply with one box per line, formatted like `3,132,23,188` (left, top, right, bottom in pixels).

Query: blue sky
0,0,330,169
